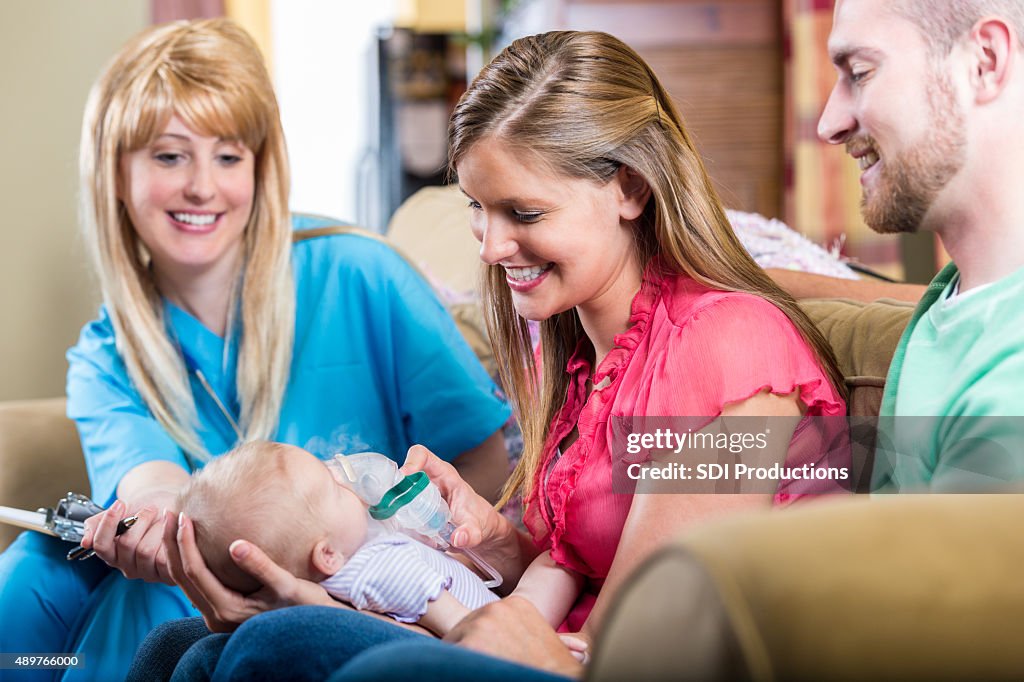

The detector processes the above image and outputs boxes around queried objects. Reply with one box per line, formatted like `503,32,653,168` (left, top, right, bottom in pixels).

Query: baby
178,441,499,635
181,440,591,657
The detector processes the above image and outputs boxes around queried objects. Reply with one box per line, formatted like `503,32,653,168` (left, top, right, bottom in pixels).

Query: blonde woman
0,18,509,681
153,30,847,681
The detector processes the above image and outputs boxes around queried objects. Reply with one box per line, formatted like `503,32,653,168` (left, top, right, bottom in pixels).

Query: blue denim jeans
145,606,569,682
329,638,571,682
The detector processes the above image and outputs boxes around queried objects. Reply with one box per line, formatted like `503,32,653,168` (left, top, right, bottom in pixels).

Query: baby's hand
558,633,591,665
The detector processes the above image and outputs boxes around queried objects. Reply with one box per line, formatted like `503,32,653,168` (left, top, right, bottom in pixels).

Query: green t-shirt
873,262,1024,492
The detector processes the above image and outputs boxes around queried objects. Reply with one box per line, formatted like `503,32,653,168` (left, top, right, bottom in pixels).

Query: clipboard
0,505,57,536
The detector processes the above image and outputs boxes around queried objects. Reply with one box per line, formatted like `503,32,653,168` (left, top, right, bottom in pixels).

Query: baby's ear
311,538,345,577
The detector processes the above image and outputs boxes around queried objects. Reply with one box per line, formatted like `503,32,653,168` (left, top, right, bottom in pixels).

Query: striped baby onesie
319,532,498,622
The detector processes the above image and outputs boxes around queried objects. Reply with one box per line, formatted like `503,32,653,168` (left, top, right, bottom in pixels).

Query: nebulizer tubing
451,545,503,590
330,453,503,589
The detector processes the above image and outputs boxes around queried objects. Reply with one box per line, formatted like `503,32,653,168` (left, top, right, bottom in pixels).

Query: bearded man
817,0,1024,490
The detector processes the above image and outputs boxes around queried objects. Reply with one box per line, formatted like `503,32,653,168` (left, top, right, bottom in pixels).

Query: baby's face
281,445,368,558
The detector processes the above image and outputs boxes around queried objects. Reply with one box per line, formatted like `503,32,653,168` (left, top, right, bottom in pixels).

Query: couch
5,187,1018,679
589,491,1024,681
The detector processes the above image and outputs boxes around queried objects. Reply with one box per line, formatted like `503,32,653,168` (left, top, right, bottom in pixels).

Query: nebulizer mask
325,452,502,588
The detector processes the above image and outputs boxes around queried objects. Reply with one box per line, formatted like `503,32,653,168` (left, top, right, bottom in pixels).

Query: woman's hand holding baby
163,510,336,632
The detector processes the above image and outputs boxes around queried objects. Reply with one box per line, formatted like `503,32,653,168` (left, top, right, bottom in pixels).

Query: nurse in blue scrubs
0,18,509,682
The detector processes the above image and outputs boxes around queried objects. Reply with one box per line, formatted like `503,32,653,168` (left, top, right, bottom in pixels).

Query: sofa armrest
0,398,87,552
590,494,1024,681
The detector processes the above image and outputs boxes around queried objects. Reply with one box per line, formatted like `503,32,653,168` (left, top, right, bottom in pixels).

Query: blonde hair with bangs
448,31,847,505
80,18,294,463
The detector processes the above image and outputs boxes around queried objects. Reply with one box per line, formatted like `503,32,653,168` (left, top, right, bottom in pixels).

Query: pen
66,514,140,561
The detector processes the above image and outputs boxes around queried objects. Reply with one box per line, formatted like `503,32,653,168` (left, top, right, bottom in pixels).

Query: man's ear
616,165,651,222
311,539,345,577
967,17,1015,104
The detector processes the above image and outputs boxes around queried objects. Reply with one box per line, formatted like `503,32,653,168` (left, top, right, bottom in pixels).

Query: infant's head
178,441,368,594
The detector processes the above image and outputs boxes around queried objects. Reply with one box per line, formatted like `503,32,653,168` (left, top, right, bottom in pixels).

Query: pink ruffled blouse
522,266,846,631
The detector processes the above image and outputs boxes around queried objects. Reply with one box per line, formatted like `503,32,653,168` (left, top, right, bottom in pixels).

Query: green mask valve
368,471,430,520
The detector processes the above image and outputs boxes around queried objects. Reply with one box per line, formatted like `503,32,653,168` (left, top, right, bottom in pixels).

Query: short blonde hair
892,0,1024,56
178,441,323,593
80,18,294,463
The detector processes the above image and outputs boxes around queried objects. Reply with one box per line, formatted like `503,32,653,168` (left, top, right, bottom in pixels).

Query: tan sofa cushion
591,494,1024,681
798,297,914,417
387,185,480,295
0,398,87,551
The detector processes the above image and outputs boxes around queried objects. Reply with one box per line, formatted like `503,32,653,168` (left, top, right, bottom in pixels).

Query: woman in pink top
161,30,848,681
432,29,847,665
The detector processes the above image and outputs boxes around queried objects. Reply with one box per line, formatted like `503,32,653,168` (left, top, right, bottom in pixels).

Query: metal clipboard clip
0,492,138,561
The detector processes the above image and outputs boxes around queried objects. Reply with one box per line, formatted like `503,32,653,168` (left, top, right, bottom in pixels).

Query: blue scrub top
67,216,511,506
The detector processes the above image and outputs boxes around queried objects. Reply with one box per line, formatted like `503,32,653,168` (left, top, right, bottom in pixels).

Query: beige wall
0,2,147,400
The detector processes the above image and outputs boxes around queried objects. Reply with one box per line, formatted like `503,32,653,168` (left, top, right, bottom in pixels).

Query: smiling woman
118,116,255,337
0,18,511,682
458,142,643,328
448,31,849,523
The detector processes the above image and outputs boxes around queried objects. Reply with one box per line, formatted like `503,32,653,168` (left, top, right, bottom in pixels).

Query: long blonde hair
448,31,846,504
79,18,294,463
